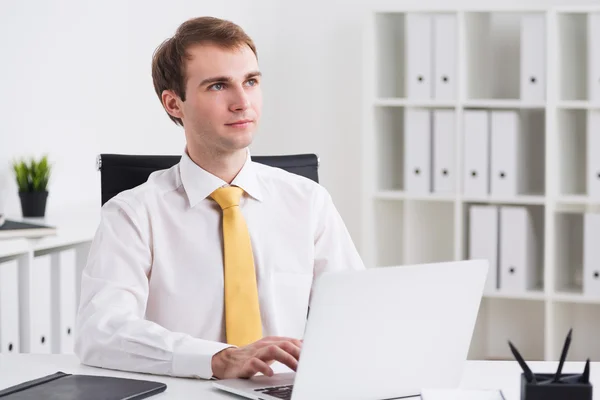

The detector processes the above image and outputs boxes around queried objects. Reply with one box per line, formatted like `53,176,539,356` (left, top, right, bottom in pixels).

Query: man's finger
261,336,301,344
257,345,299,371
276,341,301,361
254,336,298,350
241,357,274,378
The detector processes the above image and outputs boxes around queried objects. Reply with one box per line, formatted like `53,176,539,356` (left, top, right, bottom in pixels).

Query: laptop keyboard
254,384,294,400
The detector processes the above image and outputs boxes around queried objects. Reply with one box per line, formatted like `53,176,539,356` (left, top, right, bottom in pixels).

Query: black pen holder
521,373,592,400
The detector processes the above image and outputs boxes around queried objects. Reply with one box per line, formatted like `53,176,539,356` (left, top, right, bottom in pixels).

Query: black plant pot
19,191,48,218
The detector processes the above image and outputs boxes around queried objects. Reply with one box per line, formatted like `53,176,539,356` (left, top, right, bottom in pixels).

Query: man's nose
229,86,251,112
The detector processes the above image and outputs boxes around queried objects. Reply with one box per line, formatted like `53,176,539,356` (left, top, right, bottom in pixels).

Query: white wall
1,0,598,251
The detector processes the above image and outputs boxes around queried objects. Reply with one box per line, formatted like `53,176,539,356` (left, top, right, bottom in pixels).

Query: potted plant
12,155,52,217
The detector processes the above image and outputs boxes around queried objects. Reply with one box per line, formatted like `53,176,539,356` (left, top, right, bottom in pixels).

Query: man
75,16,364,381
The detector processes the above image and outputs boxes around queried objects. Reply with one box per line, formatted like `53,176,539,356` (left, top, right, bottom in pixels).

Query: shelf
552,302,600,361
371,201,405,267
557,109,587,196
554,214,584,295
468,298,545,361
405,193,457,202
463,195,546,205
464,11,546,102
374,98,457,108
553,202,600,216
557,195,592,205
463,99,546,109
555,6,600,13
404,201,455,265
558,102,600,110
373,107,404,192
553,289,600,305
558,101,594,109
374,191,405,201
484,289,546,301
374,7,550,13
373,13,405,99
374,191,457,202
557,12,600,105
557,13,588,102
366,6,600,363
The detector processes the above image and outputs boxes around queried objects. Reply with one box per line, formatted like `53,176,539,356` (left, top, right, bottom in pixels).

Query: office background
2,0,600,362
0,0,597,242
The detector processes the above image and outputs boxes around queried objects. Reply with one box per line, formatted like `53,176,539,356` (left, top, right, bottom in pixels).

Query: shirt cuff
172,337,235,379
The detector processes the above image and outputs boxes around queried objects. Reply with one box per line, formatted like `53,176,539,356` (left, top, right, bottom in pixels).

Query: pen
508,341,536,384
553,328,572,382
561,358,591,385
580,358,590,384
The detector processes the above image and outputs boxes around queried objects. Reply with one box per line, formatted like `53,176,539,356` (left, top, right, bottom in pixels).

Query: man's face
174,43,262,155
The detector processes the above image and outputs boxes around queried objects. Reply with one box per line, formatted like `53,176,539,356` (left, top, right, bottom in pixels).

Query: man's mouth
226,119,253,128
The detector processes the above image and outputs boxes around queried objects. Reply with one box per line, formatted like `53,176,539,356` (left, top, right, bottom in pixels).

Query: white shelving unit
362,5,600,362
0,218,96,355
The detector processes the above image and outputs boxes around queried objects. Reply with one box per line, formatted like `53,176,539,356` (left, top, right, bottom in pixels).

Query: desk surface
0,215,97,258
0,355,597,399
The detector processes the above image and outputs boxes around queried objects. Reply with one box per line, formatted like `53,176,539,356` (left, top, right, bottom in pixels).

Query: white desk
0,213,97,260
0,355,597,399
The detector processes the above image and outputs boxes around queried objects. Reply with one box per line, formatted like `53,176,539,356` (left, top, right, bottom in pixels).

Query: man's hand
211,336,303,379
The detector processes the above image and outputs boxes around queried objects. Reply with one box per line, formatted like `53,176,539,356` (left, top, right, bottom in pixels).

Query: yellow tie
210,186,262,347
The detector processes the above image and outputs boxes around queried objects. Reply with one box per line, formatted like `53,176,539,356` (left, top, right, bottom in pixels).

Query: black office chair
96,153,320,206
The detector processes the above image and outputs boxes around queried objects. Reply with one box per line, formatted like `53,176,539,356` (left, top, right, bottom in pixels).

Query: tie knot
210,186,245,209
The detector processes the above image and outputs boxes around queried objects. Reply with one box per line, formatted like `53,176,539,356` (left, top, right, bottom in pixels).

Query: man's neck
187,146,248,184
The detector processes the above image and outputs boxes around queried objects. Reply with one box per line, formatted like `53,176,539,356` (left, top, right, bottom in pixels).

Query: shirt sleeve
74,197,233,380
312,186,366,278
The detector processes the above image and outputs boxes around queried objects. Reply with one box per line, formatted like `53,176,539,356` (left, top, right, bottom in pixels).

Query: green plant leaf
11,155,51,192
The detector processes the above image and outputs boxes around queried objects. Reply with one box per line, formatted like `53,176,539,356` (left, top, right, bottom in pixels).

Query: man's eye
246,79,258,86
209,83,225,91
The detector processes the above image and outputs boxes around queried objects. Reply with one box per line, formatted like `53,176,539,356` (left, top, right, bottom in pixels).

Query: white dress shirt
75,150,365,380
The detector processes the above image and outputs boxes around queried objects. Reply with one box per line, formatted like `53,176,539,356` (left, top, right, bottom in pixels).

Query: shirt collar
231,150,263,202
179,149,263,208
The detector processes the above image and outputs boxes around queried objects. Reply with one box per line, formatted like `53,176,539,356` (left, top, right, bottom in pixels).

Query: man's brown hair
151,16,258,126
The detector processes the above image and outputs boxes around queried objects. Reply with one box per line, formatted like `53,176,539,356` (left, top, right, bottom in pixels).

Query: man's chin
223,132,254,150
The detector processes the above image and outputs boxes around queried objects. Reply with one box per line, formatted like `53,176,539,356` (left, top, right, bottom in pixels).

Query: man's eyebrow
199,71,262,87
245,71,262,79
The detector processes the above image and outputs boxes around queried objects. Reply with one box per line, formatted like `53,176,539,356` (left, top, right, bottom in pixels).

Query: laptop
213,259,488,400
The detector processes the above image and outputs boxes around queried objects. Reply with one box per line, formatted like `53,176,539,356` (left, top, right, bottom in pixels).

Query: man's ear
161,90,184,121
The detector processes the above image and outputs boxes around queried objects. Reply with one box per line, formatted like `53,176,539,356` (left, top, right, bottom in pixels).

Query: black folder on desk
0,371,167,400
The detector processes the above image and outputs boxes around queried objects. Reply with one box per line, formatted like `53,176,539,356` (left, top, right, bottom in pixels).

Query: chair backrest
97,153,319,206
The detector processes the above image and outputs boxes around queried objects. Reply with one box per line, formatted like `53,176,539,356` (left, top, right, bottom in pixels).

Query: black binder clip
508,328,592,400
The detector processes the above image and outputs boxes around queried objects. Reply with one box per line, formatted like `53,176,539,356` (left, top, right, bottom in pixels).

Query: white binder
469,206,499,293
588,110,600,199
589,13,600,103
499,206,538,293
0,259,20,353
583,213,600,297
433,109,455,193
520,14,546,102
23,254,53,353
404,108,432,194
406,13,432,99
490,111,523,196
433,14,457,100
463,110,490,197
51,250,77,354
